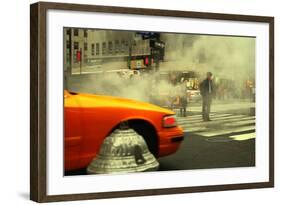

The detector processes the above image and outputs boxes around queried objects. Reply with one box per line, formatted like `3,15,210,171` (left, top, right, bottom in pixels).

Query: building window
115,40,119,54
74,29,79,36
124,40,129,53
102,42,106,55
84,42,88,51
108,41,113,55
66,40,70,49
66,29,71,35
84,29,88,38
74,42,79,50
91,44,95,56
96,43,100,55
121,40,125,53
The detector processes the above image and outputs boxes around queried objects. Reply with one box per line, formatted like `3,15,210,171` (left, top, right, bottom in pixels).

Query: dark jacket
200,79,215,96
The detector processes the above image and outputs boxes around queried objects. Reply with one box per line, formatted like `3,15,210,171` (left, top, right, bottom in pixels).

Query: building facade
63,28,151,73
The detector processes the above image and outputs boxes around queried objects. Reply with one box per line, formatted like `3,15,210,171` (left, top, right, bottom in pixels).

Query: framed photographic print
30,1,274,202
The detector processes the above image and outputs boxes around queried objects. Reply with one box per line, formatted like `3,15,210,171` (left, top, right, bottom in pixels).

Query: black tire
128,120,158,157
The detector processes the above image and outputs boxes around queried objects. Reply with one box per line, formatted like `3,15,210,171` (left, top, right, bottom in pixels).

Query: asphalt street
158,104,255,171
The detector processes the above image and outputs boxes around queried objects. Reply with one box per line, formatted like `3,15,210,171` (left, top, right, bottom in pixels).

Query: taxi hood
64,90,174,114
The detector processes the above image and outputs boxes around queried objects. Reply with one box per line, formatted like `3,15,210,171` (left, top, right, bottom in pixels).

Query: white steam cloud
67,33,255,103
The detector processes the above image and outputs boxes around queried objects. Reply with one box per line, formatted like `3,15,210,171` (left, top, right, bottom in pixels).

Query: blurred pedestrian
200,72,215,121
179,80,188,117
171,81,188,117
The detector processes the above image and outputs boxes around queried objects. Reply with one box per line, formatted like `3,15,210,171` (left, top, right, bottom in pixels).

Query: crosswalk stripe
182,122,255,133
176,113,231,121
177,115,255,125
178,117,255,128
183,127,207,133
196,125,255,137
224,119,255,127
177,114,246,121
177,113,256,137
229,133,255,141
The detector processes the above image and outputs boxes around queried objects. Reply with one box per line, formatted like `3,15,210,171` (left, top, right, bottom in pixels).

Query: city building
63,28,151,73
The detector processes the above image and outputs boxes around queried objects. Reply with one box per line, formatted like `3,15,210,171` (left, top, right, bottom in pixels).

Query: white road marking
197,125,255,137
179,118,255,130
177,113,256,140
229,133,255,141
177,113,231,120
178,116,255,126
176,113,230,121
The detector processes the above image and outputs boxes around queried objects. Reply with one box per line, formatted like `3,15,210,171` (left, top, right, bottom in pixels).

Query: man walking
200,72,214,121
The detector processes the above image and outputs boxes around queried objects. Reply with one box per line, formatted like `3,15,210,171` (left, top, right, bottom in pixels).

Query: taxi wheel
128,120,158,157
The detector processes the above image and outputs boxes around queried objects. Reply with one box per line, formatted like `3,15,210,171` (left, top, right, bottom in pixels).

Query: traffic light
144,56,149,65
76,50,81,61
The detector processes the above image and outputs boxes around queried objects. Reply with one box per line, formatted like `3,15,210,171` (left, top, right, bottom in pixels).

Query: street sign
136,32,160,40
150,40,165,49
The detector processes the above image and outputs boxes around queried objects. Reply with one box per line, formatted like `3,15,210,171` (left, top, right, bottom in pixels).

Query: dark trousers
180,107,186,117
202,94,212,120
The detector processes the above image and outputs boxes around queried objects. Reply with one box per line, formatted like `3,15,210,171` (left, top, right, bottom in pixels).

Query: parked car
187,89,201,103
64,90,184,171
